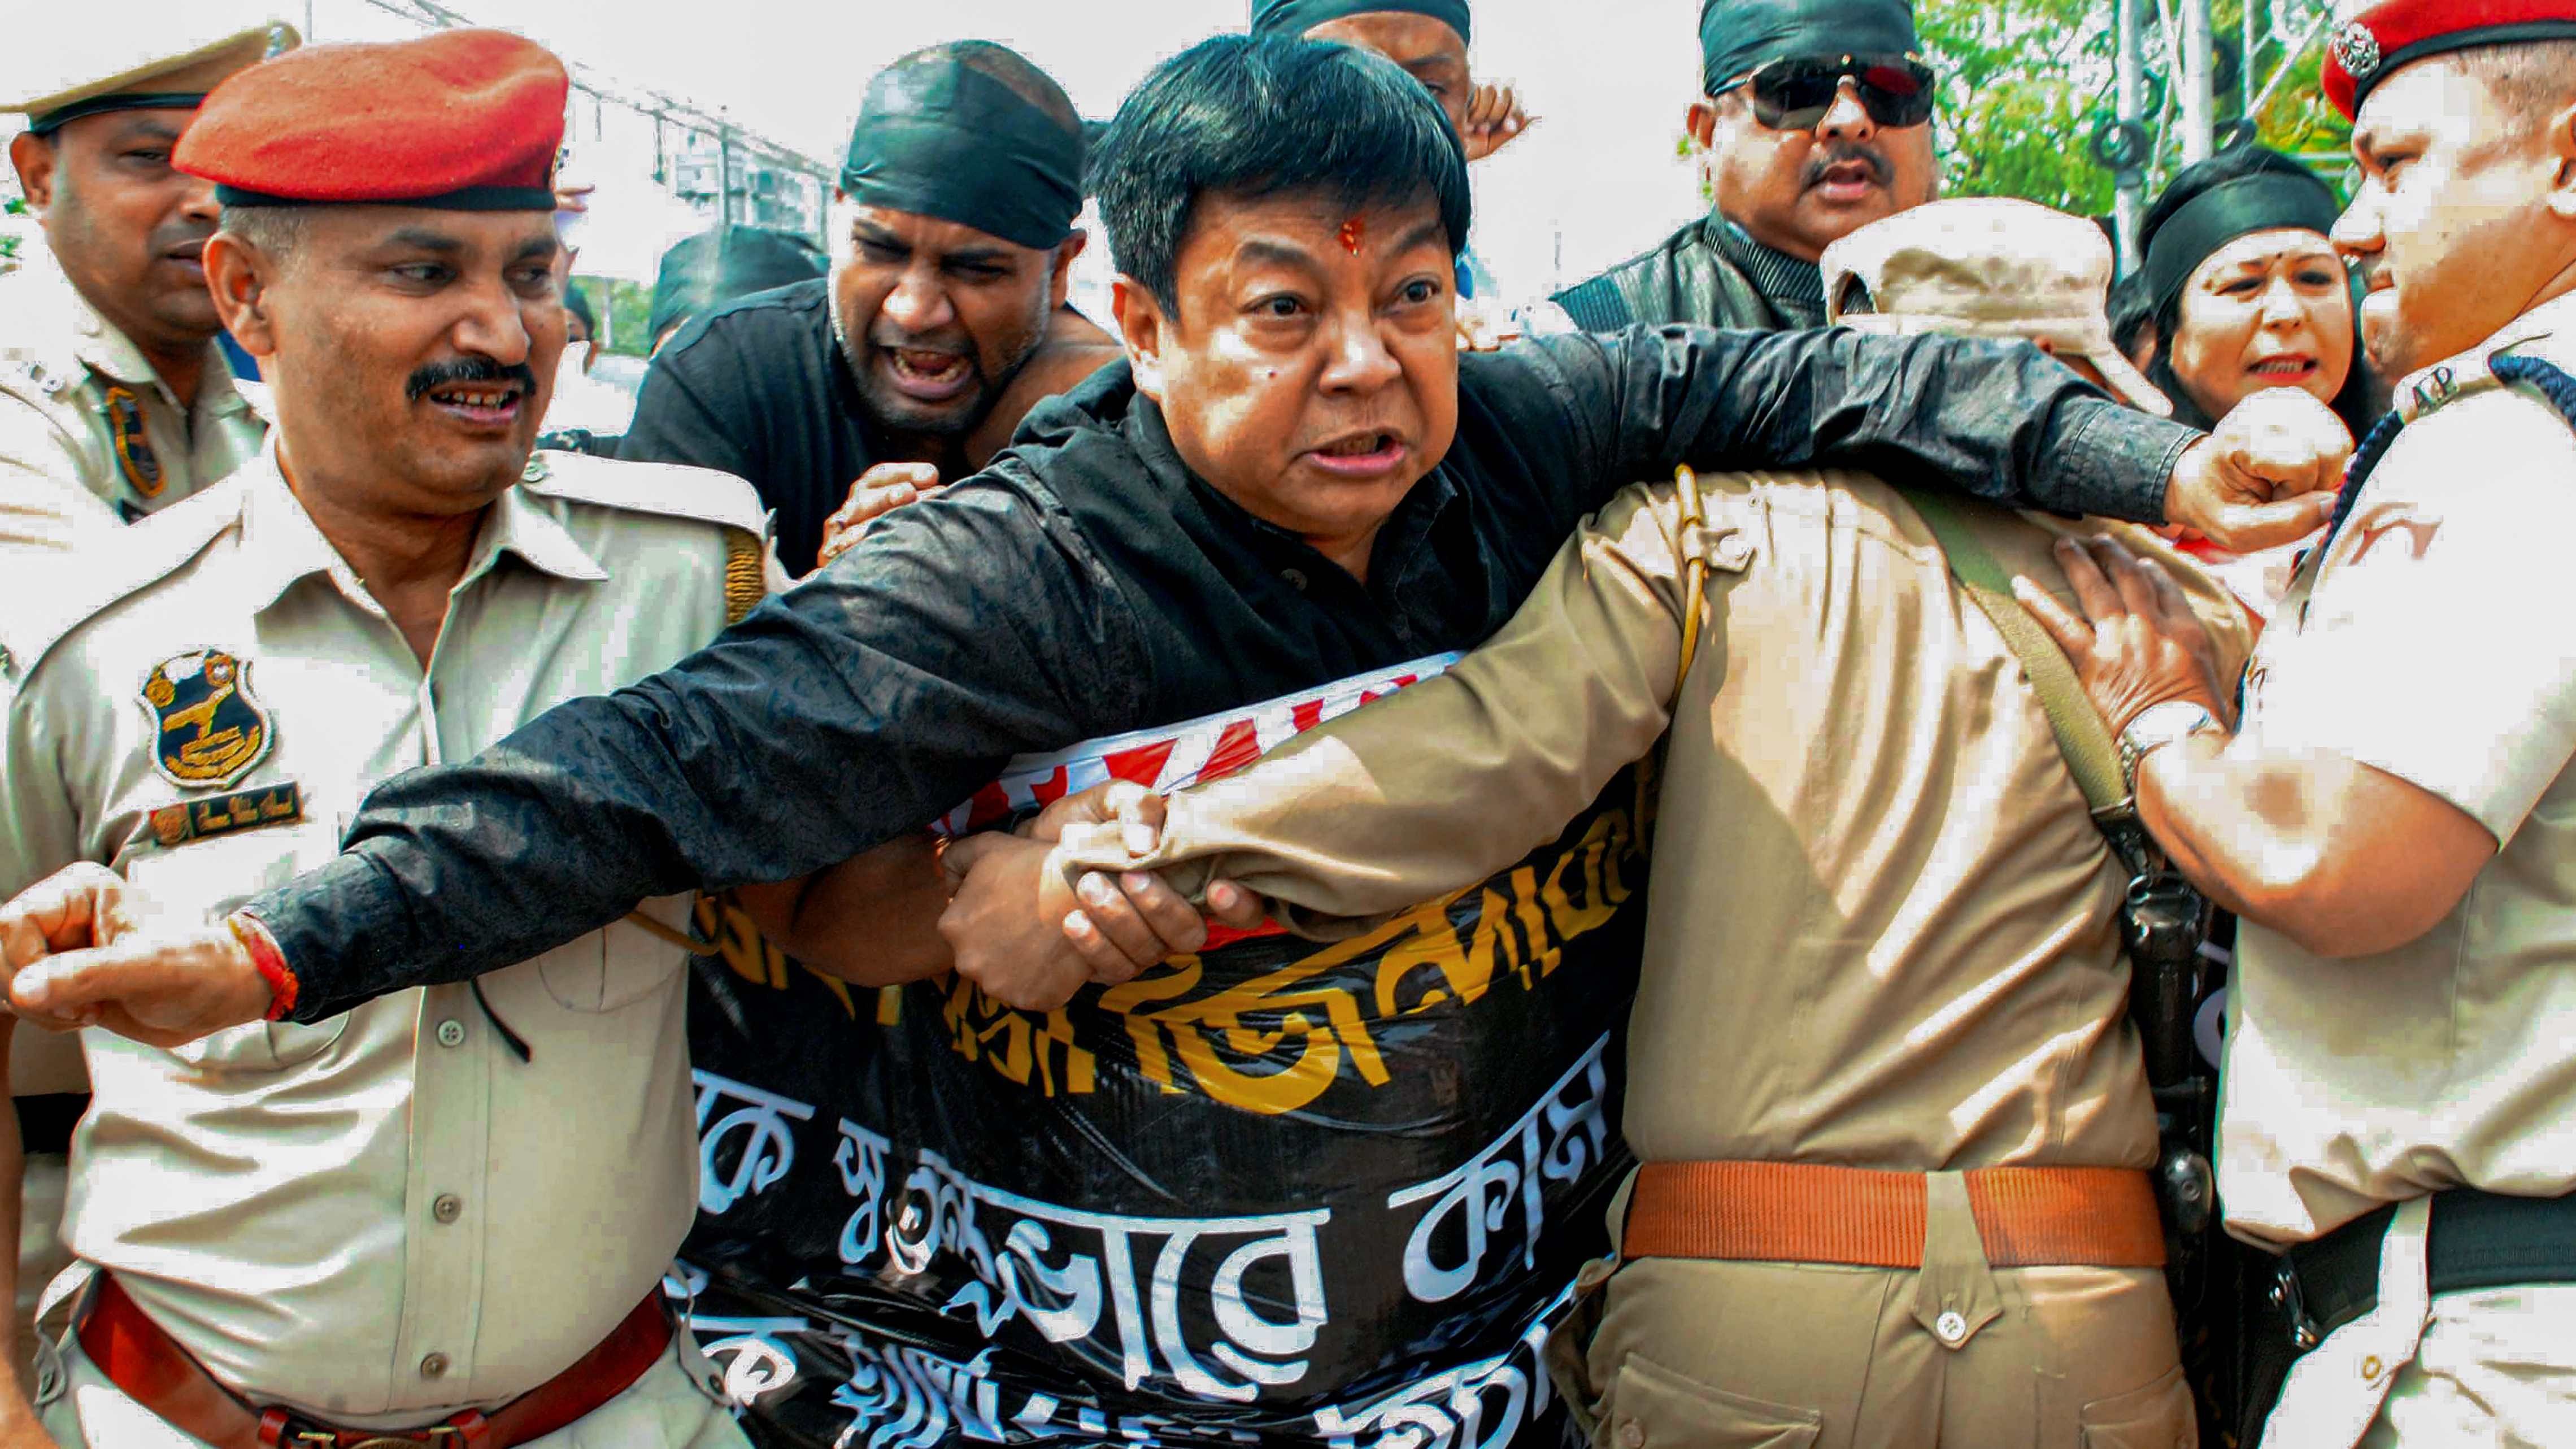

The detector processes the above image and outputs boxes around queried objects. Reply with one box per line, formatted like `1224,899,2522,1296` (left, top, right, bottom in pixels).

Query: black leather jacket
1554,217,1812,332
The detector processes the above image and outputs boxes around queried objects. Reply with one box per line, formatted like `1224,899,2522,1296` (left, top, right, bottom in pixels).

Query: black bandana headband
1699,0,1919,97
839,60,1084,253
1251,0,1472,43
2143,172,2342,315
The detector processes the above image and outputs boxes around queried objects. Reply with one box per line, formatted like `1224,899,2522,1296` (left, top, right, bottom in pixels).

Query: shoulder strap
1898,487,2132,823
1673,466,1712,685
2494,353,2576,433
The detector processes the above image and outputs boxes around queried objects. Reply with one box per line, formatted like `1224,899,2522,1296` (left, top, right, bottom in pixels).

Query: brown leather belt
1624,1161,2167,1269
75,1272,673,1448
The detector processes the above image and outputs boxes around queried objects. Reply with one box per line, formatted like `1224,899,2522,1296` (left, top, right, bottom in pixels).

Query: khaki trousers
1561,1172,2195,1448
2356,1283,2576,1447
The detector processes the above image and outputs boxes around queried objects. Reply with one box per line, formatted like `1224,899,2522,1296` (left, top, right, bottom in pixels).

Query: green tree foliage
1917,0,2353,221
572,275,656,359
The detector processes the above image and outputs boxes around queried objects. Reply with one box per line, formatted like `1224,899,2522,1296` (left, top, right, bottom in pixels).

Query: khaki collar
2394,289,2576,415
236,441,608,617
16,246,249,415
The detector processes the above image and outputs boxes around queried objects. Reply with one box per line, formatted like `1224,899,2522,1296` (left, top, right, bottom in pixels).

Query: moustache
149,219,215,256
1803,143,1892,190
405,357,540,402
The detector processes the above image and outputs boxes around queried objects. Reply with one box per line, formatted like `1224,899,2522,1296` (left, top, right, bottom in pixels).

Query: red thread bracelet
225,913,298,1022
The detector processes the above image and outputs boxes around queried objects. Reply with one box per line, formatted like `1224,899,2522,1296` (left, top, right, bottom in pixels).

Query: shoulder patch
0,479,243,686
519,450,770,539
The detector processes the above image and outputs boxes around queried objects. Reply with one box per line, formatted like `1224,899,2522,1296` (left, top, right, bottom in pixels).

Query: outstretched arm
1510,328,2350,551
24,482,1150,1033
1031,478,1699,934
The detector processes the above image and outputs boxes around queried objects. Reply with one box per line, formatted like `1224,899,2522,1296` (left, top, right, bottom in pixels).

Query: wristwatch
2118,700,2220,798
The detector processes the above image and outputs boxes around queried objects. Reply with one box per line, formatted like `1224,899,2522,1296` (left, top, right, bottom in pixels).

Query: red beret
175,28,566,209
2324,0,2576,119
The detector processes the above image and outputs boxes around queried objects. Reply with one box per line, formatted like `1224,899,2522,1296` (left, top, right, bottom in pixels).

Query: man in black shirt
1552,0,1939,331
618,41,1121,575
2,37,2349,1054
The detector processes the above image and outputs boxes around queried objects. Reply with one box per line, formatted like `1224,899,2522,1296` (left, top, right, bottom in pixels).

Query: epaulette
517,450,774,624
0,478,243,685
2395,354,2505,424
518,449,767,535
0,354,80,402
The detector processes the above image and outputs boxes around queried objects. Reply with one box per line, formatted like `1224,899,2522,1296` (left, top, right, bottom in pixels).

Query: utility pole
717,124,736,227
2114,0,2148,269
2242,0,2261,117
2181,0,2217,164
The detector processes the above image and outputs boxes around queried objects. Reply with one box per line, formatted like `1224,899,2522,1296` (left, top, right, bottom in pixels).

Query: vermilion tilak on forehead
1339,217,1365,255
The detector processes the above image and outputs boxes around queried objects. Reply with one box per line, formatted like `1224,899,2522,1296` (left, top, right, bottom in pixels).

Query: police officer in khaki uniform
1003,199,2260,1446
0,30,769,1448
0,4,292,560
2021,2,2576,1444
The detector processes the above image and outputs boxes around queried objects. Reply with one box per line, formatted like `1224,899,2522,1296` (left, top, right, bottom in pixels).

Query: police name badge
148,782,304,848
140,648,275,790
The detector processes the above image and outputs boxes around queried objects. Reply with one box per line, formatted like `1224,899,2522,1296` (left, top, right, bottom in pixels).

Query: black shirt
619,279,883,576
253,325,2196,1020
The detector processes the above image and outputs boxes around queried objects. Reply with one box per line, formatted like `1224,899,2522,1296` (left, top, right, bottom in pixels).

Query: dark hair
563,281,596,336
2107,268,2156,362
2140,146,2375,434
1092,34,1470,312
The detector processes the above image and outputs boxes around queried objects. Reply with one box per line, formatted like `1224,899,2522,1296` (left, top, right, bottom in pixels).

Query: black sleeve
1505,325,2199,528
617,328,761,481
249,481,1151,1022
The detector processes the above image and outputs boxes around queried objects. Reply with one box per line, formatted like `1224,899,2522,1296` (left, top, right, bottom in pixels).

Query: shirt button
419,1352,450,1380
1617,1420,1646,1449
432,1193,464,1224
1934,1309,1969,1346
435,1020,466,1048
1280,568,1308,593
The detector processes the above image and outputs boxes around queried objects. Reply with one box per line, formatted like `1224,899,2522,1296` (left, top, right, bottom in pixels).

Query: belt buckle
2268,1259,2322,1351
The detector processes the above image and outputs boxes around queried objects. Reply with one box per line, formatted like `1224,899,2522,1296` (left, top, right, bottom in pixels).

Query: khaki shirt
2221,290,2576,1249
1068,474,2249,1170
0,248,266,558
0,442,764,1422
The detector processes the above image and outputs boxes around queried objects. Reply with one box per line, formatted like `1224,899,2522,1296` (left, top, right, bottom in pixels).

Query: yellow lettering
1543,813,1624,945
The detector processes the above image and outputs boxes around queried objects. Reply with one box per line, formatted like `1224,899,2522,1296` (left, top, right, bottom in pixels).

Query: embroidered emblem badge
140,649,274,790
102,385,166,500
2331,20,2381,82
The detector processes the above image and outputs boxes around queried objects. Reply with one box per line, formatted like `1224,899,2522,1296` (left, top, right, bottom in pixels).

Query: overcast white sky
293,0,1715,299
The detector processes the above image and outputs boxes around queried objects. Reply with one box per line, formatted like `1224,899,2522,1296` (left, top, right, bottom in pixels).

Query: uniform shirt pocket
534,892,692,1013
117,824,350,1072
1600,1351,1822,1449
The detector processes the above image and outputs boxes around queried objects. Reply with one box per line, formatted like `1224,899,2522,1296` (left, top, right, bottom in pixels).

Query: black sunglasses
1718,54,1937,132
